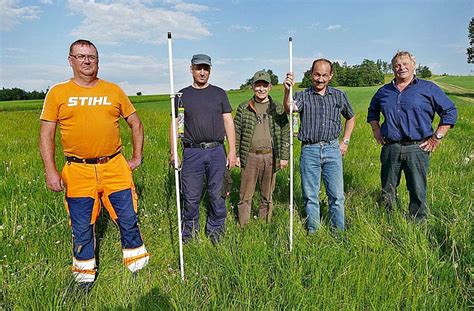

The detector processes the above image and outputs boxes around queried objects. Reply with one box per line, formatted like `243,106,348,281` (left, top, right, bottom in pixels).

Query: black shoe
208,233,222,246
132,271,139,279
182,236,193,245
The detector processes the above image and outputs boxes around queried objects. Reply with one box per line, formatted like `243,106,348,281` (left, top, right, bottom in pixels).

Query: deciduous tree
467,17,474,63
416,65,432,78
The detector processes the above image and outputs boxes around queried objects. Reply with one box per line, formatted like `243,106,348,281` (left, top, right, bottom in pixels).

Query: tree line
239,59,432,90
299,59,432,88
0,87,47,101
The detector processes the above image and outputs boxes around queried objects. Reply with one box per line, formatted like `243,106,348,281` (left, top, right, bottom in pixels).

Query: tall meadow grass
1,80,472,309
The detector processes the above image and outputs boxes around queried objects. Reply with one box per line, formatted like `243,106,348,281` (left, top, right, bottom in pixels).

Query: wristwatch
343,139,350,145
433,132,444,140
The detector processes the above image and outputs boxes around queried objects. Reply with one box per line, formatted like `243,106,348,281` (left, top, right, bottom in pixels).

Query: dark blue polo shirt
367,78,457,141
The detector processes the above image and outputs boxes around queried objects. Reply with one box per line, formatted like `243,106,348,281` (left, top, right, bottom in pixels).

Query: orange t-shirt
40,79,136,158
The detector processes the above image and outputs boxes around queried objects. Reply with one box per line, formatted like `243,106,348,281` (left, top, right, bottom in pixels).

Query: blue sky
1,0,473,95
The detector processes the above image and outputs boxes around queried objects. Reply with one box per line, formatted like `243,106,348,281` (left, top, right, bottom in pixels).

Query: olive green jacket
234,96,290,171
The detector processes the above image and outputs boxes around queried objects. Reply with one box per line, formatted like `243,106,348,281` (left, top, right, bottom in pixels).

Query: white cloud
2,47,27,53
426,62,441,70
309,22,320,30
326,24,342,31
173,2,208,12
214,57,255,65
0,55,184,95
67,0,211,45
230,24,254,32
0,64,70,92
0,48,29,61
0,0,41,31
39,0,53,4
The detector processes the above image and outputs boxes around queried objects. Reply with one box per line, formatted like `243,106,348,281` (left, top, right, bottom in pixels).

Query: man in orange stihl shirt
39,39,149,291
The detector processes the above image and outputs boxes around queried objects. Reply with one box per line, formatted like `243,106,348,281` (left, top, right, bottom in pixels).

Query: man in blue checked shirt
367,51,457,221
283,59,356,233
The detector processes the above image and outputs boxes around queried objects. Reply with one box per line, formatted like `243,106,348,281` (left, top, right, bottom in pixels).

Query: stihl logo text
68,96,112,107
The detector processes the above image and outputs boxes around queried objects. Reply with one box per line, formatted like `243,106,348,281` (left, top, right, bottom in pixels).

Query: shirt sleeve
221,89,232,113
118,86,136,118
367,89,382,123
293,91,303,112
40,88,59,122
340,91,355,120
430,83,457,127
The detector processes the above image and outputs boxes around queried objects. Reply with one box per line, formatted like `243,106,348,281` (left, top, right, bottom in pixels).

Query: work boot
208,232,223,246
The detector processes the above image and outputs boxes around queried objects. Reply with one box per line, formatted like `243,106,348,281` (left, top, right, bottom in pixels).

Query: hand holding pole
168,32,185,280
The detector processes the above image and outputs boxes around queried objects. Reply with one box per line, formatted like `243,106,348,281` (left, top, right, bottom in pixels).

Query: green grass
1,80,472,309
0,99,44,112
436,76,474,91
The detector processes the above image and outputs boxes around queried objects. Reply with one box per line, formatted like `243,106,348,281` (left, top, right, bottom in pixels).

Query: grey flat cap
191,54,212,66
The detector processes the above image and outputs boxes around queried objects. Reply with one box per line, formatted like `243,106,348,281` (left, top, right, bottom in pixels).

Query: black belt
302,140,332,146
182,141,222,149
65,151,121,164
385,138,426,146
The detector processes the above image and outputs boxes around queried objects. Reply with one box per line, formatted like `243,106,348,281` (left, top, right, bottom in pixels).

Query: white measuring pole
288,37,294,252
167,32,185,280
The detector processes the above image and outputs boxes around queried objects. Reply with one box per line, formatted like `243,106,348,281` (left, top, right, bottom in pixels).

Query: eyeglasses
69,54,98,63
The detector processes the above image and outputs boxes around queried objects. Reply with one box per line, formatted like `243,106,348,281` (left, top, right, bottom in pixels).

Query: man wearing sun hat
170,54,236,244
234,70,289,226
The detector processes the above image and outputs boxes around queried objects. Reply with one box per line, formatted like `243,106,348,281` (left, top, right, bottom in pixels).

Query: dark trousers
380,143,430,219
181,145,227,240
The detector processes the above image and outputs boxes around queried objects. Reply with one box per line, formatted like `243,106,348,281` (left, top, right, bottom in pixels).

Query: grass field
1,79,472,309
435,75,474,91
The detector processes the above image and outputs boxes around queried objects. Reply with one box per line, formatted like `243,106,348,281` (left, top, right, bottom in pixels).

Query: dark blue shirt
367,78,457,141
294,86,355,143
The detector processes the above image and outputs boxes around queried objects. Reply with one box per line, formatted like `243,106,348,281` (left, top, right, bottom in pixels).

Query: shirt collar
391,75,419,86
309,85,333,96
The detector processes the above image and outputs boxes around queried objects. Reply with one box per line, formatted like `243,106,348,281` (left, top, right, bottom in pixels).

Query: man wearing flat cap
170,54,236,244
234,70,289,226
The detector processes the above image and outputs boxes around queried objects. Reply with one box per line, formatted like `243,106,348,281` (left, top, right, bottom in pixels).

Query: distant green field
0,99,44,112
0,84,305,112
436,75,474,91
1,81,472,309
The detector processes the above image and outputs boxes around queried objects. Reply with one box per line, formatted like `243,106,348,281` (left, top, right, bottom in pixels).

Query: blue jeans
181,145,227,241
300,139,345,232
